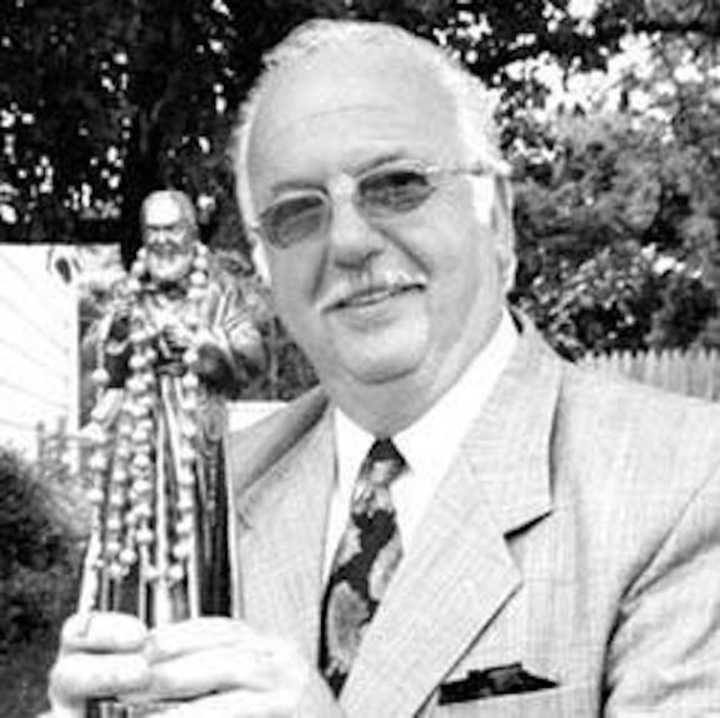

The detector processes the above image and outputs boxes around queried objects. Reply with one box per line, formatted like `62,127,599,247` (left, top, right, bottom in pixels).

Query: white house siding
0,245,78,458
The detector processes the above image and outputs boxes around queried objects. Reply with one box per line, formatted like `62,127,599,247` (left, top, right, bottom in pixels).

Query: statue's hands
113,296,133,320
107,301,133,345
124,617,312,717
48,612,151,718
162,322,193,353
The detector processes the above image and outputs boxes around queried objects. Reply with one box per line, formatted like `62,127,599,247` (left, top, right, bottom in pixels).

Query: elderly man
49,19,720,717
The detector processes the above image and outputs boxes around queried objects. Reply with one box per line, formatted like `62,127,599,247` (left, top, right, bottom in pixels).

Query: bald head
141,190,197,230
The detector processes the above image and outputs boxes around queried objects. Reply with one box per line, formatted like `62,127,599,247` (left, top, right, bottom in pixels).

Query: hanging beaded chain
80,241,211,622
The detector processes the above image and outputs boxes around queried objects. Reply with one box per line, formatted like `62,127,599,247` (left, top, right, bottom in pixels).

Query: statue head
140,190,198,284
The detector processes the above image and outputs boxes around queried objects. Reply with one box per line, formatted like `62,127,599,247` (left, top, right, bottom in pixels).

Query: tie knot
361,438,405,489
368,438,402,464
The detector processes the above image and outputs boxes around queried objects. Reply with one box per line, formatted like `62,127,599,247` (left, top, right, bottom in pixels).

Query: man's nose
326,177,383,267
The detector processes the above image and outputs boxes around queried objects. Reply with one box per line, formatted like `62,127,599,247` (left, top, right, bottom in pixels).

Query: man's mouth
335,284,417,308
325,271,427,311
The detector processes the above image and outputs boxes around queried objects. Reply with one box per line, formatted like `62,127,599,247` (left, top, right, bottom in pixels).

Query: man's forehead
248,45,459,182
257,105,429,157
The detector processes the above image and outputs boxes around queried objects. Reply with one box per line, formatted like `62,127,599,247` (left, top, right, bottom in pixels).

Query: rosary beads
80,241,210,623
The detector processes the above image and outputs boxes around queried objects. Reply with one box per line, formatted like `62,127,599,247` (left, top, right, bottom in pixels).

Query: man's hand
48,612,151,717
48,614,313,718
129,617,310,716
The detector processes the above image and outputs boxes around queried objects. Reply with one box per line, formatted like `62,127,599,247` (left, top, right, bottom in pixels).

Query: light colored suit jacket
225,318,720,717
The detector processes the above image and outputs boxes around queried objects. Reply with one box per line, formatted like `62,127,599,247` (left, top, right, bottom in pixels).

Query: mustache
319,268,427,311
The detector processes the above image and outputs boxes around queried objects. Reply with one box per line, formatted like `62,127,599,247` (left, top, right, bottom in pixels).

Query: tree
0,0,655,263
509,14,720,355
3,0,719,366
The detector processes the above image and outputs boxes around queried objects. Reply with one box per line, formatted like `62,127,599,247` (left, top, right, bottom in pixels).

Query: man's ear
491,176,516,293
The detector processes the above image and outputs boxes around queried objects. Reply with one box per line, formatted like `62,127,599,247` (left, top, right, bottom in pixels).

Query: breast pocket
431,683,595,717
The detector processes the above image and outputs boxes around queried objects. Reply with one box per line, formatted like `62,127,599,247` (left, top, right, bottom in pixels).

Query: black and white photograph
1,1,720,716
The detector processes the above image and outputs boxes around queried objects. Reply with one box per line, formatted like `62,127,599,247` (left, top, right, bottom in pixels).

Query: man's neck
327,308,512,437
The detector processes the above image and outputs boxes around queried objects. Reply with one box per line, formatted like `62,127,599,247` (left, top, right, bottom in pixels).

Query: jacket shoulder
561,359,720,451
555,360,720,520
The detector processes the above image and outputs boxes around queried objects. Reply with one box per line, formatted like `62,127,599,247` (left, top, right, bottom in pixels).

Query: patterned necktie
319,438,406,696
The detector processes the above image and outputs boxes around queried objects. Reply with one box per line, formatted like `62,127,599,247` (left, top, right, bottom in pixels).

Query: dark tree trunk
118,113,163,268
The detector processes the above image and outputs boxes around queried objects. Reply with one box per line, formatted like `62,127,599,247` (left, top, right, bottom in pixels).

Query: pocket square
438,662,558,705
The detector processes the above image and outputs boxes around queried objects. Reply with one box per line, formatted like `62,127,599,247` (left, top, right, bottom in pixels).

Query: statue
79,190,263,642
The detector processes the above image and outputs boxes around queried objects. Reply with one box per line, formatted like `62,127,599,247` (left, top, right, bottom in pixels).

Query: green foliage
0,446,79,648
643,0,720,33
0,639,58,718
251,319,319,401
510,89,719,355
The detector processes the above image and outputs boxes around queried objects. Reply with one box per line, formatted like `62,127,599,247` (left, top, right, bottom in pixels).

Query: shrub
0,445,80,648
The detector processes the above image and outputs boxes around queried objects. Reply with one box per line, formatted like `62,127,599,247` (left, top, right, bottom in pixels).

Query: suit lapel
228,390,335,662
341,320,562,717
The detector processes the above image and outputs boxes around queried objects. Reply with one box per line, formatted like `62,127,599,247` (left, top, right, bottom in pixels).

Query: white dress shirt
325,309,518,579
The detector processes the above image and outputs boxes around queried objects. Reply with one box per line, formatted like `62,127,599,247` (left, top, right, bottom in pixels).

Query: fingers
144,617,256,662
50,617,311,717
49,612,151,714
50,651,151,699
144,688,302,718
131,645,282,700
60,612,148,654
131,620,308,707
164,324,191,348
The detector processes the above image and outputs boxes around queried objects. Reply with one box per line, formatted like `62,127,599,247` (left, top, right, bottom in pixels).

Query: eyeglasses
255,161,487,249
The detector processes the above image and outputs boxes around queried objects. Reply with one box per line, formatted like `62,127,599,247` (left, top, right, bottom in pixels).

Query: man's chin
317,320,428,384
338,348,424,386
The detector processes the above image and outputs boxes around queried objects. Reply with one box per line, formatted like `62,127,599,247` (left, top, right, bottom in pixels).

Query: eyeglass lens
262,166,437,248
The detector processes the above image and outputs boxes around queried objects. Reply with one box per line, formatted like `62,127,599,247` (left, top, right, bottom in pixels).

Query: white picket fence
0,245,79,458
581,348,720,402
